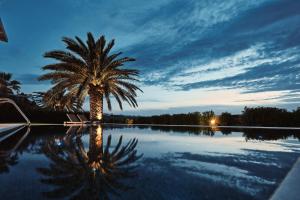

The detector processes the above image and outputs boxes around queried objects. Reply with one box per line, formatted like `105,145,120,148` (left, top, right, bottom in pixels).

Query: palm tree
0,18,8,42
39,33,142,121
0,72,21,96
30,90,83,112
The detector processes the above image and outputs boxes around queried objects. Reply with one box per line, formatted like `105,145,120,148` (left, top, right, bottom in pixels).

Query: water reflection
0,124,300,199
113,125,300,141
0,126,30,173
37,125,143,199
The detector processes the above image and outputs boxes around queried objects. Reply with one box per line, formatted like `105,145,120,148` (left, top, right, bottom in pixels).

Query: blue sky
0,0,300,115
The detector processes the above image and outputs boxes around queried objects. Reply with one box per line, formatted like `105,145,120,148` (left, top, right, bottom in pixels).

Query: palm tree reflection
0,149,18,173
37,125,143,199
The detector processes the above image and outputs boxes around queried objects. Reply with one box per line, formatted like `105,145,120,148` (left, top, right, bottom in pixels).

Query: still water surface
0,125,299,200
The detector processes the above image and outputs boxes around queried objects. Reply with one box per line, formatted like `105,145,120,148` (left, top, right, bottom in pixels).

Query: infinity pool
0,125,299,200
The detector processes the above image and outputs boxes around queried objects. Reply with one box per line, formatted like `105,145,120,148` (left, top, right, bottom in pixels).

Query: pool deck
271,157,300,200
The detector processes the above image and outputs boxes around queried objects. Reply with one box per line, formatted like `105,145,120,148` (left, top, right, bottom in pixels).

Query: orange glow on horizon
210,119,216,126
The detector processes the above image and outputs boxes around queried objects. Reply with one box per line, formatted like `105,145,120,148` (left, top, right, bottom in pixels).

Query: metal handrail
0,98,31,124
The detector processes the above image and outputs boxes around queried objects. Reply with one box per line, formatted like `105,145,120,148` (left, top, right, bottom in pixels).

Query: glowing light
96,113,103,120
210,119,216,126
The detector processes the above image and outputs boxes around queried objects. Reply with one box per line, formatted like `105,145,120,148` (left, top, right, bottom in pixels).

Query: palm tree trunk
89,87,103,122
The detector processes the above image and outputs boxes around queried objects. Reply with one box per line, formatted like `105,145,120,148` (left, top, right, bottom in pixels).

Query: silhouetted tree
0,72,21,96
30,90,83,112
219,112,234,126
242,107,291,127
200,111,215,125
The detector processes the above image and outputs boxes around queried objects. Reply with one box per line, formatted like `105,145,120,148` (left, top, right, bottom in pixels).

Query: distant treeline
1,95,300,127
104,111,239,126
105,111,231,125
241,107,300,127
114,111,219,125
105,107,300,127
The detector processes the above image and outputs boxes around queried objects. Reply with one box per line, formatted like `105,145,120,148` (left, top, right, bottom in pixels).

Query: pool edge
270,157,300,200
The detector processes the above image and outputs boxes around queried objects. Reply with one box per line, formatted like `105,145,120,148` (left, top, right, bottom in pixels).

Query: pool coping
270,157,300,200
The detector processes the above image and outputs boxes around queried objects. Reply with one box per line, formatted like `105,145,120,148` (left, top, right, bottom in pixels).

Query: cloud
179,44,300,92
117,0,300,99
2,0,300,114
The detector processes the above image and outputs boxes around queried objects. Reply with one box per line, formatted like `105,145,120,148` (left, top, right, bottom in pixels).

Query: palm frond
39,33,142,116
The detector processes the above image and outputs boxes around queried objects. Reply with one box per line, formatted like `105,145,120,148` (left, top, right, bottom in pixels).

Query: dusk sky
1,0,300,115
